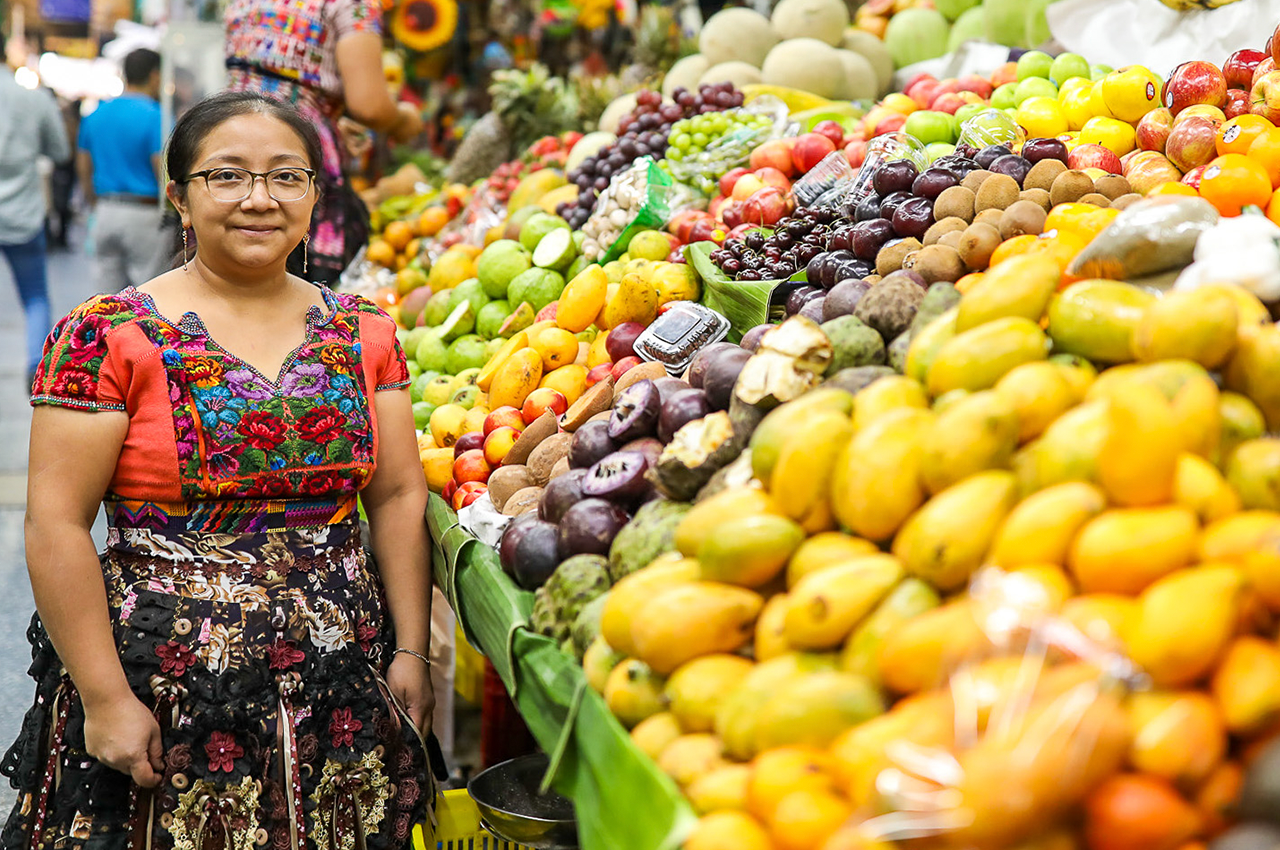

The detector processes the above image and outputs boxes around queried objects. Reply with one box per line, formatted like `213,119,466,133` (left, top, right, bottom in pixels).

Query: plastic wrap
842,132,930,212
663,96,791,196
424,185,506,261
1175,212,1280,302
1068,195,1220,281
581,158,677,264
792,150,857,210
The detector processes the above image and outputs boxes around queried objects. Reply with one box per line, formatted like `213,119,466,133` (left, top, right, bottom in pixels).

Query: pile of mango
581,258,1280,850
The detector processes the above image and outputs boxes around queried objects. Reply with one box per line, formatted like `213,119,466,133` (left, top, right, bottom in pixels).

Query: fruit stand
358,1,1280,847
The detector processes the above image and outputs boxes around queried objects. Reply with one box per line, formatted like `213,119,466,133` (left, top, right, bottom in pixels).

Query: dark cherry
879,191,913,221
853,193,884,223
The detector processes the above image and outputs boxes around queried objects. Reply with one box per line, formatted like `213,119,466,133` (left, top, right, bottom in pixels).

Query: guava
508,268,567,314
412,402,436,430
422,290,453,327
415,331,449,374
446,334,490,375
447,277,490,318
519,213,571,253
438,301,475,343
402,326,431,360
477,240,533,299
476,300,514,340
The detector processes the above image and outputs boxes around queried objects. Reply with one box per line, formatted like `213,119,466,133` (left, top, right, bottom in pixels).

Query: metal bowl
467,753,578,850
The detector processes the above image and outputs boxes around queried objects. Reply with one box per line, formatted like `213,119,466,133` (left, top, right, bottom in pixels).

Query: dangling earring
181,227,190,272
303,232,309,274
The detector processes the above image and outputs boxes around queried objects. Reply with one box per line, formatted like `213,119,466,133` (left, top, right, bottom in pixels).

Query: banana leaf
687,240,805,341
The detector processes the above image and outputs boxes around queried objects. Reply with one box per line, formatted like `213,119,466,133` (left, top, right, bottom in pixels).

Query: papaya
1068,506,1199,595
919,390,1021,494
955,253,1060,332
995,361,1079,443
1013,399,1110,495
839,578,940,684
1227,438,1280,511
600,555,701,656
674,488,779,557
751,671,885,753
851,375,929,431
1125,564,1244,687
697,514,806,588
905,307,958,385
786,532,880,587
603,658,667,728
989,481,1106,568
831,407,933,541
1132,284,1239,369
749,387,854,482
769,409,856,532
665,654,756,734
716,653,839,760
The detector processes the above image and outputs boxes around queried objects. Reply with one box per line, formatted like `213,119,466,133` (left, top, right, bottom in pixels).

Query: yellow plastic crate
413,789,537,850
454,623,485,706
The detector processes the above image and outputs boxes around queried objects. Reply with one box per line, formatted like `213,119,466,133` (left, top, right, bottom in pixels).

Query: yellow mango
931,387,970,414
1211,636,1280,735
1131,360,1222,459
665,654,756,734
830,408,933,541
601,271,658,329
583,636,624,694
838,578,939,684
919,390,1021,494
995,361,1079,443
657,733,728,788
830,693,954,807
631,582,764,674
630,711,682,761
1225,323,1280,430
1132,285,1239,369
419,447,455,492
1227,438,1280,511
955,254,1060,332
586,329,612,368
749,388,854,482
1174,452,1241,524
427,403,468,447
555,265,608,332
1199,511,1280,611
1047,279,1156,364
851,375,929,431
462,406,487,435
878,599,987,694
675,487,778,556
1009,563,1076,612
905,307,958,384
652,262,701,306
698,514,806,588
754,594,791,662
892,470,1019,591
716,653,839,760
787,532,880,588
1126,690,1226,784
1013,399,1111,495
603,658,667,728
487,347,543,410
751,671,884,754
1097,384,1181,507
1219,282,1272,337
1218,391,1267,464
770,410,856,533
1125,564,1244,687
1068,506,1199,595
538,363,587,404
475,330,530,391
1059,593,1135,648
686,764,752,815
1049,352,1098,399
989,481,1106,568
600,555,701,656
927,316,1050,396
783,555,905,650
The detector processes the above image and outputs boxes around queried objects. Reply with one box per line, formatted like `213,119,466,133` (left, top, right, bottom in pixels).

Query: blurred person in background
0,29,71,389
46,97,80,249
224,0,424,284
77,48,166,291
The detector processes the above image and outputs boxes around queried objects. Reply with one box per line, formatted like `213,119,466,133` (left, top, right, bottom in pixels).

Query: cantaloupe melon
770,0,847,47
761,38,845,100
883,8,950,69
567,132,616,173
835,50,878,102
700,61,764,88
699,8,780,68
842,28,894,96
663,55,711,97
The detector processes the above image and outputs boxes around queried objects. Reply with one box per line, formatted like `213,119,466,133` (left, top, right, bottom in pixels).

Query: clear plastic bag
580,158,677,264
957,108,1027,151
663,96,791,195
424,185,506,261
1067,195,1220,281
842,132,930,211
791,150,857,209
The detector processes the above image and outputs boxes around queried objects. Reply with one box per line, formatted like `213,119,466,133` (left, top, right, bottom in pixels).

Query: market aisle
0,240,103,821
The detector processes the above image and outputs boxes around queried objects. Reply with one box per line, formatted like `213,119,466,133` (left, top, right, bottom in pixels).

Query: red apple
452,480,487,510
872,112,907,137
452,449,491,485
754,167,792,193
1165,115,1219,172
721,202,745,229
1161,61,1228,116
687,218,728,244
1254,57,1277,89
990,61,1018,87
610,356,642,381
957,74,994,99
903,71,936,91
1135,107,1173,152
844,140,868,168
666,249,686,264
905,75,940,108
521,387,568,424
742,187,790,227
667,209,707,243
1125,152,1182,194
1067,144,1123,175
719,167,750,198
606,321,644,360
791,133,838,175
482,426,520,466
708,194,732,221
1273,23,1280,65
453,431,485,459
1225,49,1268,90
1182,163,1209,190
811,120,845,148
1173,104,1226,129
1225,88,1253,119
585,364,612,387
1253,70,1280,123
749,139,796,176
726,223,758,240
483,406,525,436
731,173,767,202
930,92,968,115
1120,150,1144,174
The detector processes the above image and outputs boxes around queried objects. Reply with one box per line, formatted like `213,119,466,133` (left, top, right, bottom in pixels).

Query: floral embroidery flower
226,369,273,401
279,362,328,397
356,621,378,653
266,638,306,670
162,348,183,370
246,476,291,497
66,315,110,363
207,446,241,479
155,641,196,676
328,708,362,748
185,356,225,387
205,731,244,773
319,343,355,374
192,385,247,429
296,405,346,444
85,296,132,316
297,733,318,762
302,472,347,497
51,367,97,400
237,410,288,451
166,743,192,771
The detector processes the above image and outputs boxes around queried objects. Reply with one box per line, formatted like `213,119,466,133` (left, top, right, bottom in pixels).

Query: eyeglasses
183,167,316,202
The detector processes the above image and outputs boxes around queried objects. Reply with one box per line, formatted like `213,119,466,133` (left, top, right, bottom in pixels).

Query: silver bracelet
394,648,431,666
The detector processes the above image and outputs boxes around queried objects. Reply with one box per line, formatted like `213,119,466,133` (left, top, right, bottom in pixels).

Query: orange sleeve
30,296,132,412
366,312,410,392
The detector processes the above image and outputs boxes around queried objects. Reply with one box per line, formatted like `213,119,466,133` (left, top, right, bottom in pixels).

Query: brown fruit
1093,175,1132,200
957,223,1002,271
999,200,1048,240
902,244,966,284
1049,170,1095,206
1019,188,1052,211
923,216,968,246
1079,192,1112,207
1110,193,1143,210
974,173,1020,212
1024,158,1067,192
933,186,976,222
962,169,993,193
875,237,921,276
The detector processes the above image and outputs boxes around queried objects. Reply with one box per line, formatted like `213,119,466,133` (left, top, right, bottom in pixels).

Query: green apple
1016,50,1053,82
1091,64,1113,82
926,142,957,164
991,83,1019,110
954,103,987,128
1014,77,1057,106
1049,53,1091,87
904,110,957,146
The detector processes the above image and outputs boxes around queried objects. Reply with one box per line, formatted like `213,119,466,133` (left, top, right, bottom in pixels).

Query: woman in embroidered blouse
2,91,433,850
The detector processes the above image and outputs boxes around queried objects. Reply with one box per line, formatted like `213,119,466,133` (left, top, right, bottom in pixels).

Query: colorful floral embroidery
267,639,306,670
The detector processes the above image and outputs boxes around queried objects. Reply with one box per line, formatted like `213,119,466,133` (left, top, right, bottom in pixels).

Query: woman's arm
26,406,164,787
335,33,423,142
361,387,434,728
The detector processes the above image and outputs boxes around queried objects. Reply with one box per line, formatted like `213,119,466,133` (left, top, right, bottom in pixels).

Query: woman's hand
387,651,435,734
83,692,164,787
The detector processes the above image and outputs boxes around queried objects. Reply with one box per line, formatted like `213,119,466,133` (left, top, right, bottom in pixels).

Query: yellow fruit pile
585,260,1280,850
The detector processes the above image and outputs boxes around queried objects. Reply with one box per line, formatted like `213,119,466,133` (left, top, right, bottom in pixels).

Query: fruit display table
426,493,697,850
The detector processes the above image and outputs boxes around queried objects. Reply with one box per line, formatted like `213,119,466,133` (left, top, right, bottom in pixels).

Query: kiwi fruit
924,216,969,246
933,186,976,222
937,231,965,252
1019,188,1052,212
862,274,883,286
974,174,1020,212
973,209,1004,228
1092,174,1131,200
961,169,993,193
902,244,966,285
958,222,1002,271
1110,192,1143,210
875,237,922,276
999,200,1048,240
1049,170,1095,206
1079,192,1112,207
1024,159,1066,193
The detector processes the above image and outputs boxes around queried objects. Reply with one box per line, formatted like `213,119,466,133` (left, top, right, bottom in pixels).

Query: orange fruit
685,812,774,850
370,286,398,309
1248,127,1280,188
383,220,414,251
955,272,985,294
418,206,450,237
767,789,853,850
746,747,837,825
1199,153,1274,216
1149,182,1198,198
1215,114,1272,156
1083,773,1203,850
1194,760,1242,836
988,234,1040,267
366,239,396,268
1267,188,1280,226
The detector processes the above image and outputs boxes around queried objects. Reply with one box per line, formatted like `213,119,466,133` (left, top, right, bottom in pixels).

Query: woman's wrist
394,647,431,666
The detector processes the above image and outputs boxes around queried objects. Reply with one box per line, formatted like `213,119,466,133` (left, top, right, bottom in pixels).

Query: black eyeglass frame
181,167,317,202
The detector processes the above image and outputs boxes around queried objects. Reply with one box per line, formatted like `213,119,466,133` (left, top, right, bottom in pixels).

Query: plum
608,380,661,442
453,432,484,458
659,388,711,443
853,193,884,222
975,144,1012,169
989,154,1032,187
786,286,824,316
1021,138,1069,164
740,323,773,352
892,197,935,240
568,421,617,469
620,437,664,468
798,297,826,324
805,251,832,284
873,160,919,196
879,191,913,221
581,450,652,503
851,219,895,261
556,499,631,558
652,377,691,406
912,168,960,200
498,512,541,579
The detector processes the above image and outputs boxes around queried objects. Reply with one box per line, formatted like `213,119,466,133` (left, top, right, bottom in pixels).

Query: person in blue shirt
77,48,166,291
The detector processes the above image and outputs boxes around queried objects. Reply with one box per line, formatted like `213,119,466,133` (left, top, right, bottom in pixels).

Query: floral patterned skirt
0,506,430,850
